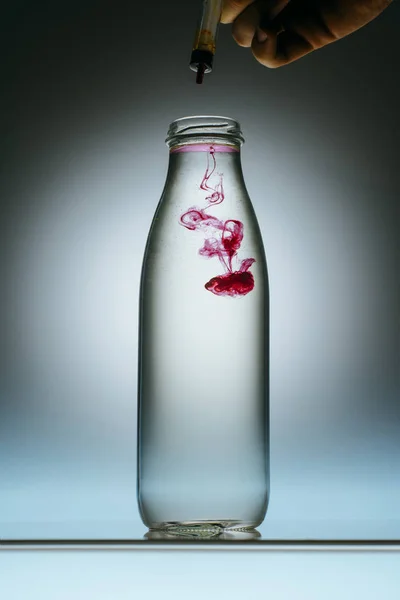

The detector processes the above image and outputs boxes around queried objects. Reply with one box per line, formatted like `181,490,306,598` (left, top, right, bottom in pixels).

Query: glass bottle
137,116,269,532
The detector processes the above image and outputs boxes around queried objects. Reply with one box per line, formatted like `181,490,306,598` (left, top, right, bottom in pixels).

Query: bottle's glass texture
137,116,269,531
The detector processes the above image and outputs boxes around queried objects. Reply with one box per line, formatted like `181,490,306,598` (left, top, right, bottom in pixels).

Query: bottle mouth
166,116,244,149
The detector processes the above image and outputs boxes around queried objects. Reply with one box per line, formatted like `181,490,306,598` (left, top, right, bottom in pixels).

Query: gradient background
0,0,399,541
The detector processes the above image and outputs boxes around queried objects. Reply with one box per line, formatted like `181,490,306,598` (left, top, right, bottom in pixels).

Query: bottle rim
166,115,244,149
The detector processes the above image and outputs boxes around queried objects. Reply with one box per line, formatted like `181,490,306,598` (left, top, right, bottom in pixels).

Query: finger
221,0,289,24
221,0,255,24
230,0,289,48
231,4,259,47
251,29,315,68
251,0,337,69
250,0,394,69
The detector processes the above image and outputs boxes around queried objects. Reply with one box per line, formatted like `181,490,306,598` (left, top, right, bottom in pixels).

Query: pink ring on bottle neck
170,144,239,154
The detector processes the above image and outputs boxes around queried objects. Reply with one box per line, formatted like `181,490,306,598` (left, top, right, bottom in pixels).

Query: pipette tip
196,64,205,85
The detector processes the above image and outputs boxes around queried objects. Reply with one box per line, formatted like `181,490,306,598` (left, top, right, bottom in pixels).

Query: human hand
221,0,393,68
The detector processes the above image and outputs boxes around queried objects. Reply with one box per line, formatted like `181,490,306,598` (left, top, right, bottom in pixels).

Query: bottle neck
167,142,243,183
169,142,240,155
163,142,247,211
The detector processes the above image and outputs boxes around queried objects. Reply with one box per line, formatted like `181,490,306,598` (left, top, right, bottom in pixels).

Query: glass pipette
189,0,223,84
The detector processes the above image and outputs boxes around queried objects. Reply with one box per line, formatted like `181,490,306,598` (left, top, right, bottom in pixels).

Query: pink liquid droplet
180,146,255,298
205,271,255,297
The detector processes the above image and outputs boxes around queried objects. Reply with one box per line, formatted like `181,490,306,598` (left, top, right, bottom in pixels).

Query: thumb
221,0,290,24
221,0,255,24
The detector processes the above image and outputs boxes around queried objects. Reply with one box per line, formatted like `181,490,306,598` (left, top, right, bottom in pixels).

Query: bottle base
148,520,259,539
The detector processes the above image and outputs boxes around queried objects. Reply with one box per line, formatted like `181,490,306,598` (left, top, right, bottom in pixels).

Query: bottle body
137,118,269,531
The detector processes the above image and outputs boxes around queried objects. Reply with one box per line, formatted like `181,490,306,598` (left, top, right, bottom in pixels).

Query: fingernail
256,27,268,43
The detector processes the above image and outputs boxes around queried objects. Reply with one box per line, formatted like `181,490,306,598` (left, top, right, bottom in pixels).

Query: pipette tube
190,0,223,84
